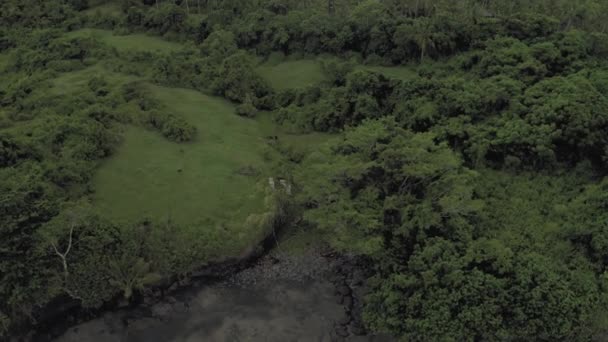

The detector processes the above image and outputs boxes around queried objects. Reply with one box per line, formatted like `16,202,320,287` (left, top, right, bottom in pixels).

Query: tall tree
411,19,435,61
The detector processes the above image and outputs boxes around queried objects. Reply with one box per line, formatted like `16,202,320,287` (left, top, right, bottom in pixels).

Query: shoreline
23,230,387,342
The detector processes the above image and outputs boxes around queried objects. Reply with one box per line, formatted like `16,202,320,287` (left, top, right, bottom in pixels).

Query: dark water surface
54,279,385,342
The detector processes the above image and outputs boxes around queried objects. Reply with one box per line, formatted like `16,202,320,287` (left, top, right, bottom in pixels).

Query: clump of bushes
235,94,258,118
119,82,196,142
211,51,273,105
147,110,196,142
88,76,110,96
0,134,33,167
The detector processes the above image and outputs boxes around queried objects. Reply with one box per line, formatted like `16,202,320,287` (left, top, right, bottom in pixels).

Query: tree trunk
420,43,425,62
328,0,335,15
51,224,75,283
185,0,190,14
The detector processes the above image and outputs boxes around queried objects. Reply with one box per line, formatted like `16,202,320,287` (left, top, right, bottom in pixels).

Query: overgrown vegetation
2,0,608,340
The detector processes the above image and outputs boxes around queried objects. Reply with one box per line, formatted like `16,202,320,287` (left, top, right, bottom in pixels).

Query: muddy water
53,252,391,342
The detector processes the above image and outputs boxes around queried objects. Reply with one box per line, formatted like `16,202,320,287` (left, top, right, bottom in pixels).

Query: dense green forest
3,0,608,339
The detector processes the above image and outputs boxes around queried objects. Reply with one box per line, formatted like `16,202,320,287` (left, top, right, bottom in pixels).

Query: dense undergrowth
2,0,608,340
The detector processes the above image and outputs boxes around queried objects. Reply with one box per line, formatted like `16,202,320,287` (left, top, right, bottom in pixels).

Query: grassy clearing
92,86,270,242
90,85,330,254
83,1,122,16
256,111,330,150
50,64,141,95
47,39,331,254
257,59,326,90
360,65,416,81
65,29,182,53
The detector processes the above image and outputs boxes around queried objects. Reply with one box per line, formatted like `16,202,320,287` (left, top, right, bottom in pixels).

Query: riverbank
48,247,393,342
26,241,393,342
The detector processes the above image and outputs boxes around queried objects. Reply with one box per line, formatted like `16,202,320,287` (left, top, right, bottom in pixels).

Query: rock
125,317,160,334
352,270,366,285
349,323,366,336
102,313,125,334
116,298,129,309
171,301,188,313
168,283,179,292
151,302,173,319
353,285,369,298
143,296,155,306
343,295,353,309
178,277,191,287
337,285,351,296
335,325,349,337
328,274,343,284
341,263,354,273
329,332,345,342
166,296,177,304
337,313,351,325
335,294,344,304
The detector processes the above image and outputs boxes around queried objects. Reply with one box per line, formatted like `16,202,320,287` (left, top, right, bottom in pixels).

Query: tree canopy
3,0,608,340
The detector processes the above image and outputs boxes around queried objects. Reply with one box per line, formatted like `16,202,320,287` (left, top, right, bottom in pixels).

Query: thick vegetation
2,0,608,340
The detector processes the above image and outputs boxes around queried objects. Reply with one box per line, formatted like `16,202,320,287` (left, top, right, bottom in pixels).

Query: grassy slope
257,59,326,90
65,29,182,53
48,29,330,255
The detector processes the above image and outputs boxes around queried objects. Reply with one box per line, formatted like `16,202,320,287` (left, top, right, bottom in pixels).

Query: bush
0,134,33,167
236,94,258,118
87,76,110,97
321,58,355,86
212,51,272,104
67,0,89,11
142,3,186,35
200,29,238,61
147,110,196,142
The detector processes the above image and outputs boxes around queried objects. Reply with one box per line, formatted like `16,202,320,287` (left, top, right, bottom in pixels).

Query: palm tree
412,19,435,62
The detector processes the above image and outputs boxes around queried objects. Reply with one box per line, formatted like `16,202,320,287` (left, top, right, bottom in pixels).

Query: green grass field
256,111,330,150
65,29,182,53
257,59,326,90
360,65,416,81
47,34,330,255
51,64,141,95
92,86,270,245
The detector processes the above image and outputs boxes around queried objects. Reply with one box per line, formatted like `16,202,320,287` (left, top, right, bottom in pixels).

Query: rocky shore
224,246,377,341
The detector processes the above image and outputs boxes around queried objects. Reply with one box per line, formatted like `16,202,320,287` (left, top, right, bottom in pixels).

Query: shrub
147,110,196,142
212,51,272,104
87,76,110,97
236,94,258,118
